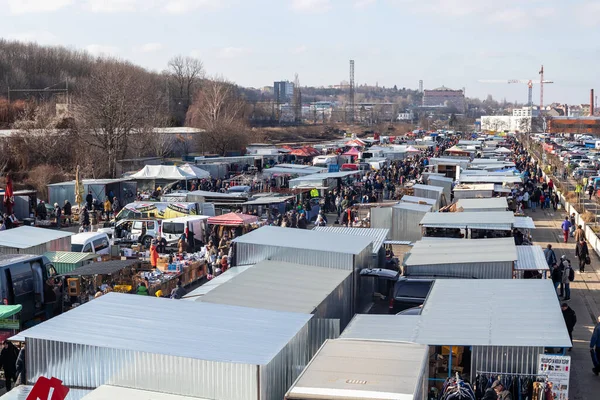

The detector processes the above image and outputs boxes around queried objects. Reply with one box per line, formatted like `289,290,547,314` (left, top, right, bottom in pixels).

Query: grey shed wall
26,324,310,400
370,207,392,231
403,261,514,279
392,204,431,242
471,346,544,382
427,176,453,202
413,186,443,210
0,237,71,256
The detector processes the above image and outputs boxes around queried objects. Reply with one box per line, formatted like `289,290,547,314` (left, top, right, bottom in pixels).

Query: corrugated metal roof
456,197,508,211
289,171,359,182
44,251,97,265
406,238,517,265
514,216,536,229
420,211,515,227
459,175,522,184
233,226,373,255
18,292,312,365
182,265,255,300
468,223,512,231
0,386,91,400
47,178,130,186
313,227,389,254
243,195,295,205
0,226,72,249
428,175,453,183
286,340,428,400
342,280,571,347
412,184,444,193
400,195,436,206
198,260,351,314
454,183,495,191
65,259,139,276
516,246,550,271
393,203,433,213
81,386,210,400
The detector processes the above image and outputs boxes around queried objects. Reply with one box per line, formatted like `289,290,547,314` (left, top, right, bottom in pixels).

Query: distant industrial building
397,111,415,121
548,117,600,135
274,81,294,103
512,107,540,117
422,86,465,111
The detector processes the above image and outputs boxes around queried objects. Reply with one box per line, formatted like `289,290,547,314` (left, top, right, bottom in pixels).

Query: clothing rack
476,371,548,378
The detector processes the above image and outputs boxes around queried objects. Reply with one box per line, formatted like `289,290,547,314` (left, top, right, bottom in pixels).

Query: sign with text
538,354,570,400
0,318,19,330
26,376,70,400
328,164,340,173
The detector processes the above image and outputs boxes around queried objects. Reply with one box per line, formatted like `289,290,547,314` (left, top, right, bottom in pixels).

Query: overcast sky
1,0,599,105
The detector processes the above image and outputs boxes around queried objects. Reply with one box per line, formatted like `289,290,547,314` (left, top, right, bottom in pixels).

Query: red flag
4,174,13,215
26,376,70,400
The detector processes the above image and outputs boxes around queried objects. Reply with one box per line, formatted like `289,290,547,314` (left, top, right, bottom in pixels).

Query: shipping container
392,203,432,242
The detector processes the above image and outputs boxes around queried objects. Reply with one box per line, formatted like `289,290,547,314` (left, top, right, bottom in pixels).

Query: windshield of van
163,222,185,235
71,244,84,252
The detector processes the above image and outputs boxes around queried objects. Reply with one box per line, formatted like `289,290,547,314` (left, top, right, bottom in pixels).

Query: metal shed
43,251,97,275
427,175,453,202
400,195,436,207
515,246,550,278
313,226,389,266
456,197,508,212
458,175,522,184
392,203,432,242
514,216,536,230
370,207,393,231
0,386,91,400
453,183,495,199
233,226,374,313
198,260,353,357
412,184,445,210
48,178,137,207
0,226,72,255
81,386,209,400
182,264,255,300
420,211,515,236
341,280,571,381
285,339,429,400
404,238,517,278
18,292,312,400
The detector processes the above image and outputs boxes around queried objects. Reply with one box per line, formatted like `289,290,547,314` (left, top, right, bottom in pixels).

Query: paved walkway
527,206,600,400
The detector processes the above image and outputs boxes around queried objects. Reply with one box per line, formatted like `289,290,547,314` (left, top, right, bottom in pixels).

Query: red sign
26,377,70,400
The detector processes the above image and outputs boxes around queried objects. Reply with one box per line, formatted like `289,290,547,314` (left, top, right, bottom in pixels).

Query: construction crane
478,79,554,109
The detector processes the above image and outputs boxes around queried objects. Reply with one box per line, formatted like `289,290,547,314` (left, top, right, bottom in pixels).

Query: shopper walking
590,316,600,375
562,303,577,350
561,257,574,300
561,216,571,243
552,258,564,297
544,244,557,272
570,213,576,237
574,225,585,243
0,341,18,391
576,238,590,273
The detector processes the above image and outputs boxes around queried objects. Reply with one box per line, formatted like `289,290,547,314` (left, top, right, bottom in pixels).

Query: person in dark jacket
576,238,590,273
36,201,47,220
63,200,72,224
562,303,577,350
492,380,512,400
482,386,498,400
591,316,600,375
15,344,25,386
0,341,18,391
85,190,93,210
552,259,564,297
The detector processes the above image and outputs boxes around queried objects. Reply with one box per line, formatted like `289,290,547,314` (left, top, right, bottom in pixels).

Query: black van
0,254,57,322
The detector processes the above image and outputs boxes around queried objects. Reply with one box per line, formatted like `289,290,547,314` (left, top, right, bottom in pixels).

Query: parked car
70,232,111,255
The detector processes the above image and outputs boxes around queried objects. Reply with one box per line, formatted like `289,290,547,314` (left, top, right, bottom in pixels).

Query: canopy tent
207,212,258,226
0,304,22,319
131,165,196,180
178,163,211,179
290,148,314,157
343,147,360,156
446,145,470,153
494,147,512,154
345,139,365,147
405,145,421,153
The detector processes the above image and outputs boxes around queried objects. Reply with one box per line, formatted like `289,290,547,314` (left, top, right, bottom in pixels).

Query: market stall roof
17,292,312,365
494,147,512,153
420,211,514,229
428,175,453,183
0,304,22,319
81,386,209,400
458,175,522,184
47,178,130,187
514,216,536,229
65,259,139,276
182,265,255,301
405,145,421,153
470,158,512,164
233,226,373,255
412,184,444,194
406,237,516,266
342,147,360,156
186,190,247,199
198,260,351,314
130,165,197,180
341,280,571,347
178,163,211,179
0,386,91,400
207,212,258,226
313,227,389,254
262,166,326,176
456,197,508,212
289,171,359,183
290,148,316,157
285,340,428,400
44,251,97,265
345,139,366,147
400,195,437,206
0,226,72,249
453,183,495,191
243,195,295,206
515,246,550,271
446,145,472,153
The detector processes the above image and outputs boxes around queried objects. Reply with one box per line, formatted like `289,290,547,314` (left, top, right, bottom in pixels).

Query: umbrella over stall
4,174,13,215
207,212,259,227
343,147,361,157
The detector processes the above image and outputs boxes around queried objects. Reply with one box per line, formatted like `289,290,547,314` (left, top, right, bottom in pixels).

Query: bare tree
186,78,249,156
74,61,166,178
166,55,205,111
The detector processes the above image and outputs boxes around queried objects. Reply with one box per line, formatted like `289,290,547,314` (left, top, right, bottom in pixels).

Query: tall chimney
591,89,595,116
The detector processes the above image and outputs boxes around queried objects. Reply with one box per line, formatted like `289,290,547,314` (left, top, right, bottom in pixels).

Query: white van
161,216,209,245
71,232,111,255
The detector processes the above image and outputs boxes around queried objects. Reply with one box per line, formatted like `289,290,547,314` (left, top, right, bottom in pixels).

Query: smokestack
591,89,595,116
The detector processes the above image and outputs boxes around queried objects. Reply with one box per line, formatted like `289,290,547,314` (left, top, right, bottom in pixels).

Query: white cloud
86,0,139,12
291,0,331,13
575,2,600,27
189,49,203,58
163,0,221,14
138,42,164,53
6,31,59,45
291,45,308,54
86,44,120,56
7,0,73,14
84,0,221,13
354,0,375,8
217,47,252,59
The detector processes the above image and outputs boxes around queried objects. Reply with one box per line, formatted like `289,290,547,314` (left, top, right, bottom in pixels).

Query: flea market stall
44,251,97,275
515,246,550,279
427,175,453,202
401,195,437,208
130,165,209,191
48,178,137,208
288,171,360,190
404,238,517,279
340,279,572,395
0,226,72,255
455,197,508,212
17,293,312,400
233,226,374,313
182,264,255,300
241,195,295,219
452,183,495,200
313,226,389,267
419,211,515,239
392,203,432,242
0,189,36,221
285,339,429,400
412,184,445,211
197,260,353,357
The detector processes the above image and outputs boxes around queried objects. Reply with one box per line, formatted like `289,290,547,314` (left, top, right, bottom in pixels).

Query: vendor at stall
150,239,159,269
